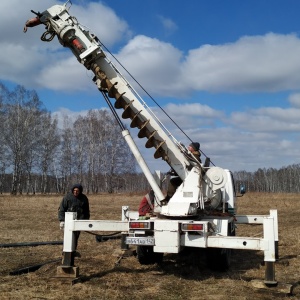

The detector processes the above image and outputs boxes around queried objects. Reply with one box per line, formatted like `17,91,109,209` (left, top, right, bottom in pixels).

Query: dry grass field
1,192,300,299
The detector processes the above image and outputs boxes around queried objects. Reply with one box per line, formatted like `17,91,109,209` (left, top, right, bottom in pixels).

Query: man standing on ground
58,183,90,254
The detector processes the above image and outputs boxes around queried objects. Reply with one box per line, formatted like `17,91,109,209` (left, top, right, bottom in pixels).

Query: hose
9,258,61,275
0,241,63,248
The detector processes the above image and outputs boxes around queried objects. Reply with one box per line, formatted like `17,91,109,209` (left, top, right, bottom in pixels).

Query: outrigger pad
57,266,79,278
251,279,293,295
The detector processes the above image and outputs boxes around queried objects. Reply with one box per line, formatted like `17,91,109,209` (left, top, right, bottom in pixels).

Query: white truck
24,1,279,284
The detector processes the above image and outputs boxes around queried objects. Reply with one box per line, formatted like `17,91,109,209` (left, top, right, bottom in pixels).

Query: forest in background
0,83,299,195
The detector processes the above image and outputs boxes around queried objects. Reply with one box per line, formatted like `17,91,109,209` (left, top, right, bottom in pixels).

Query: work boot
73,251,81,258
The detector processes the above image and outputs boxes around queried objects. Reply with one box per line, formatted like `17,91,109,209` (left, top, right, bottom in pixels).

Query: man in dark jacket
58,183,90,251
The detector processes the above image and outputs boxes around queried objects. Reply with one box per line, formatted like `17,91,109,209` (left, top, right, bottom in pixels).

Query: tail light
129,221,151,230
181,223,204,231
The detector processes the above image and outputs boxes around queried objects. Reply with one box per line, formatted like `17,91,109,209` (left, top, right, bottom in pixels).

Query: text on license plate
126,237,155,245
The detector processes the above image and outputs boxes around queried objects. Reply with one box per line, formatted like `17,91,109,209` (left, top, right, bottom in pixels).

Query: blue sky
1,0,300,172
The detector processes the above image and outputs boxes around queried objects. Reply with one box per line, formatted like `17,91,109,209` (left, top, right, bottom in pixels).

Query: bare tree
3,86,46,194
73,116,89,185
57,116,74,194
85,110,103,193
91,110,135,193
0,83,151,194
0,83,9,193
65,110,137,193
38,114,60,193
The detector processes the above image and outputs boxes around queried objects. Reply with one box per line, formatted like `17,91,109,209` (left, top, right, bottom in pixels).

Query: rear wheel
206,247,231,271
206,222,234,271
137,246,163,265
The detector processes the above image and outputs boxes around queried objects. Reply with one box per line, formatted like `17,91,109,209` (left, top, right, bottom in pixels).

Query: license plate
126,237,155,245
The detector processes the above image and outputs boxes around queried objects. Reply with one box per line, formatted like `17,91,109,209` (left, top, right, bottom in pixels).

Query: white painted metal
263,216,276,262
161,168,235,217
153,171,163,213
180,222,209,247
207,236,268,250
222,170,236,214
72,220,129,232
63,210,277,266
63,212,77,252
270,209,279,243
161,167,201,216
122,130,164,201
235,215,268,224
235,210,279,247
122,206,139,221
204,167,228,191
206,218,230,236
154,220,180,253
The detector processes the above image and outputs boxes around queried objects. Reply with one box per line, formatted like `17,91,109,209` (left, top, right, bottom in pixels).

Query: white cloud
115,35,184,96
114,33,300,98
52,107,95,129
288,93,300,108
165,103,223,118
153,103,224,132
70,2,131,47
157,15,178,34
181,33,300,93
230,107,300,132
36,56,94,91
52,108,84,129
141,99,300,172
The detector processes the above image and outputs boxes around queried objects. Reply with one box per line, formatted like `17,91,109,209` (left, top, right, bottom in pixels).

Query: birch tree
3,86,45,194
38,114,60,193
58,116,74,194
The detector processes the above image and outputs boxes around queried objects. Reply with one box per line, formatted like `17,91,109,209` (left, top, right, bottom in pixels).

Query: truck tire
137,246,163,265
206,223,234,271
206,247,231,271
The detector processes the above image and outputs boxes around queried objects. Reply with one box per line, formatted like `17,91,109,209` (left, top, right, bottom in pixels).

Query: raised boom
24,1,229,217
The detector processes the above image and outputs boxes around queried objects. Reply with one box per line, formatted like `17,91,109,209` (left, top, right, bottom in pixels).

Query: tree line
0,83,147,194
0,83,299,195
233,164,300,193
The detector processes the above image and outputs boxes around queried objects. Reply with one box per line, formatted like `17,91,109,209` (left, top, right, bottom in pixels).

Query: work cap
71,184,83,193
189,142,200,151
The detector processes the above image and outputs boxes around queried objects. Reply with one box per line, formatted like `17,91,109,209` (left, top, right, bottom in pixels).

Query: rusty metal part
23,17,41,32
